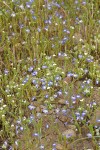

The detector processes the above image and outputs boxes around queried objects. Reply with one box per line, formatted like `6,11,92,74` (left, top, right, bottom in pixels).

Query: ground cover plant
0,0,100,149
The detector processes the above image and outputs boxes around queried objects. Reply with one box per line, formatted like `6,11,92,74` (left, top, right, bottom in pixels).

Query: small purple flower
59,15,63,19
20,126,24,131
84,68,88,74
16,119,21,124
66,133,72,138
63,29,70,34
42,109,48,114
52,148,56,150
57,90,62,96
71,96,76,101
86,57,93,63
48,81,53,86
32,133,39,137
45,94,49,99
65,100,69,105
96,79,99,85
3,141,8,147
55,76,61,81
86,79,91,84
67,72,73,77
33,58,37,62
53,2,60,8
35,84,39,89
52,143,56,147
28,105,35,110
94,126,98,129
46,124,49,129
82,112,86,117
26,2,31,8
72,58,76,64
29,0,34,3
72,97,76,103
28,66,33,72
64,122,68,126
44,20,49,24
75,0,78,4
96,119,100,123
76,116,81,120
8,146,13,150
31,71,38,76
87,133,92,138
40,78,46,82
92,102,97,106
82,1,86,5
4,69,9,75
44,26,48,31
32,79,37,85
59,37,68,45
78,54,83,59
63,29,67,32
42,85,47,90
58,52,62,56
63,37,68,41
75,112,80,117
32,16,37,20
76,95,81,99
29,115,34,122
37,27,41,32
62,109,67,114
19,23,24,28
81,84,85,89
42,65,48,69
22,77,29,84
